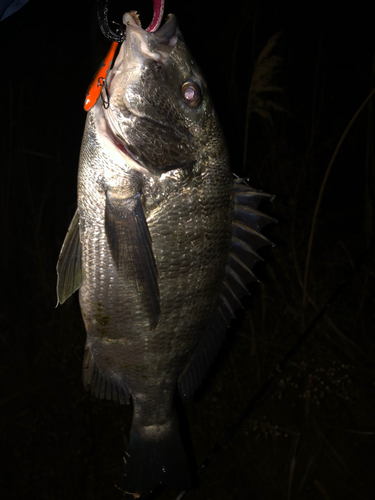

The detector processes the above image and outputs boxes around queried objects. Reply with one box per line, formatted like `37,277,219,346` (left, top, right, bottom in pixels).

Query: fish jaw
101,11,213,175
104,12,178,133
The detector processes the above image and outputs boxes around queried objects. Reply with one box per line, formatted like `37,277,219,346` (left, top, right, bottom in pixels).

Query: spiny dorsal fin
178,179,275,400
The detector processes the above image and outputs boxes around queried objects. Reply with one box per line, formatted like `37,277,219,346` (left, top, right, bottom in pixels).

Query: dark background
1,1,374,499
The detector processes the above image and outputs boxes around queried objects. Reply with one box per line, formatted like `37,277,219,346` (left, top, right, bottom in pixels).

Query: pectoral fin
56,209,83,305
105,191,160,330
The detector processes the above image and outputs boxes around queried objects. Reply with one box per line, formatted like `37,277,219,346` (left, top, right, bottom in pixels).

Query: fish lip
123,11,178,42
152,14,179,42
120,11,180,67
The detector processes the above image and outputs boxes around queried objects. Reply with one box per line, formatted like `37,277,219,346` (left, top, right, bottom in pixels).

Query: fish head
100,11,223,176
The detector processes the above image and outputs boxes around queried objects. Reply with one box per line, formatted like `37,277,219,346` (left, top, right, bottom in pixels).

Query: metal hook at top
97,0,165,42
97,0,126,42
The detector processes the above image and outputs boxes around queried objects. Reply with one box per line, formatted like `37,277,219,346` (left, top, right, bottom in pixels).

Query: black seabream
57,9,273,498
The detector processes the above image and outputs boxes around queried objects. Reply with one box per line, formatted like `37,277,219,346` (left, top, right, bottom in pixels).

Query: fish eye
181,80,202,107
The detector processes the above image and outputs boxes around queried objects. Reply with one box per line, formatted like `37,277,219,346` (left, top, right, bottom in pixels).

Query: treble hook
101,80,110,109
84,40,119,111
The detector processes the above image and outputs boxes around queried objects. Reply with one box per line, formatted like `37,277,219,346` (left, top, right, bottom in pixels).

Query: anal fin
179,179,275,401
82,347,131,404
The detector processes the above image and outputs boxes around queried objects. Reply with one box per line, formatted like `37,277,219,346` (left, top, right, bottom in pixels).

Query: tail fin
121,415,191,498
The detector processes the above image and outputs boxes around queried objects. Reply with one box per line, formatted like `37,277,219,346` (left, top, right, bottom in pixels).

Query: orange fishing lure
83,41,118,112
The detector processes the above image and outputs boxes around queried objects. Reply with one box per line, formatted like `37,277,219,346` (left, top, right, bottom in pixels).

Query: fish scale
56,10,273,498
79,123,232,391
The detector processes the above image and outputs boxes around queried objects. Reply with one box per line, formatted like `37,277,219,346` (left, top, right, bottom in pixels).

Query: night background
1,0,374,499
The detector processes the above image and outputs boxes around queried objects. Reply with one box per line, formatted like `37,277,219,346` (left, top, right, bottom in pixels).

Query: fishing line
174,248,372,500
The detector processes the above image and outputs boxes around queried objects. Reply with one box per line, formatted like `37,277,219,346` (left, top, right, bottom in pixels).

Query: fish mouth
105,10,180,128
98,12,195,175
123,10,180,54
109,11,180,78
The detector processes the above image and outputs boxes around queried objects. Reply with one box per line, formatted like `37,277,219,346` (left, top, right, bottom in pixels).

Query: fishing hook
97,0,165,42
101,80,110,109
97,0,126,42
84,40,119,111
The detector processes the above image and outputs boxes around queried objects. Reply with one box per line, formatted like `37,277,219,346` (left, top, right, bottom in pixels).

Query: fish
56,9,274,499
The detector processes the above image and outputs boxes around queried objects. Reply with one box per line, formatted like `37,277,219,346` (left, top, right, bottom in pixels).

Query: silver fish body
57,11,273,498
